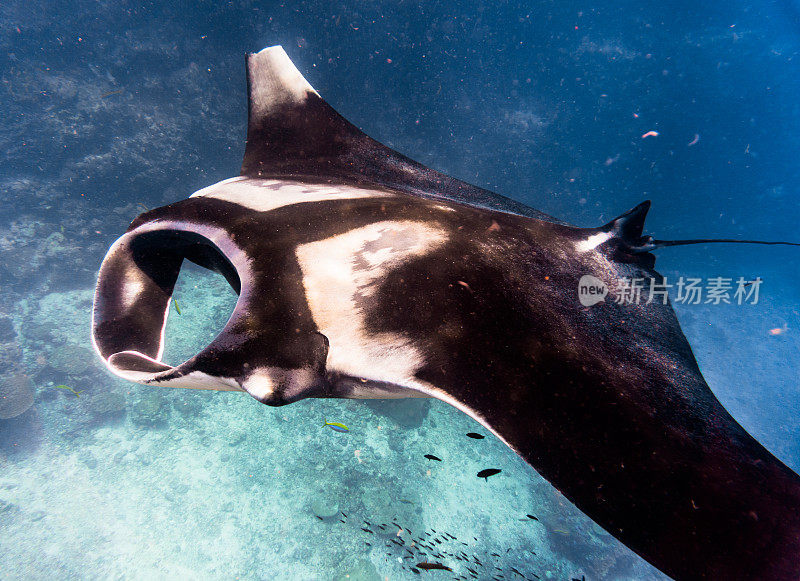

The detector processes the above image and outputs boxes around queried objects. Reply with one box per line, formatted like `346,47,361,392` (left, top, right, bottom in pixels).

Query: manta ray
91,46,800,580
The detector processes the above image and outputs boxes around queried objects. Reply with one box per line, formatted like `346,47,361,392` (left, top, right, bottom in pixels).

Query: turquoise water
1,1,799,579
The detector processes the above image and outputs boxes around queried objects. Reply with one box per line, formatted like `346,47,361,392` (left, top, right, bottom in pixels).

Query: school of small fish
336,510,548,580
307,431,579,580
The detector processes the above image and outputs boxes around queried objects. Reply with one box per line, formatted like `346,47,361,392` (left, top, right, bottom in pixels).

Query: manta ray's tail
599,200,800,255
638,237,800,251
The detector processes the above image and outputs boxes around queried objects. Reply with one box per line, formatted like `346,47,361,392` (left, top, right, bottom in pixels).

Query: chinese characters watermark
578,275,762,307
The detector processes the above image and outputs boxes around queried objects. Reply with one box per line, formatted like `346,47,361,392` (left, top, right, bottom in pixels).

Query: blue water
1,2,798,579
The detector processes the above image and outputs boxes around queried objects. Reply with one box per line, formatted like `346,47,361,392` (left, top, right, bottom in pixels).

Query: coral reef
0,373,34,420
310,497,339,519
334,558,382,581
48,343,93,376
85,391,127,424
130,391,170,428
0,316,15,342
362,398,431,429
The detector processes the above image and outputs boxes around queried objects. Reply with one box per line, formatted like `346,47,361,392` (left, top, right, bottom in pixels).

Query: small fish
399,499,415,504
466,433,485,439
361,527,373,534
416,562,453,571
324,420,349,432
172,298,182,315
341,512,347,517
552,529,570,535
526,514,538,520
477,468,501,481
51,384,83,397
411,569,421,575
424,454,442,461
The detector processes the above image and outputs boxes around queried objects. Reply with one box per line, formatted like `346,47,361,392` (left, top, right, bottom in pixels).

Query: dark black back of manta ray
95,46,800,581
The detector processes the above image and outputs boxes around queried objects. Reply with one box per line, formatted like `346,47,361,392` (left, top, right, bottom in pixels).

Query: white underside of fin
105,350,241,391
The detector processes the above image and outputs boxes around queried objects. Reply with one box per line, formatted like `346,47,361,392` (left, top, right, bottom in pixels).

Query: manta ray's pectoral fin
241,46,561,222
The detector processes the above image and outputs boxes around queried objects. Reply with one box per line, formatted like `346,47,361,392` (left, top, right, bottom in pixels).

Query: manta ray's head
91,209,331,406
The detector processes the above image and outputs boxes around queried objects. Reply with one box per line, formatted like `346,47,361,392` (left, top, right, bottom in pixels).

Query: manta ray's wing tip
245,44,319,110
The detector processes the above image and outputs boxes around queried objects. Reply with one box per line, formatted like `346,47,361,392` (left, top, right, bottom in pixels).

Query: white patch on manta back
190,178,391,213
296,220,448,387
576,231,613,252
